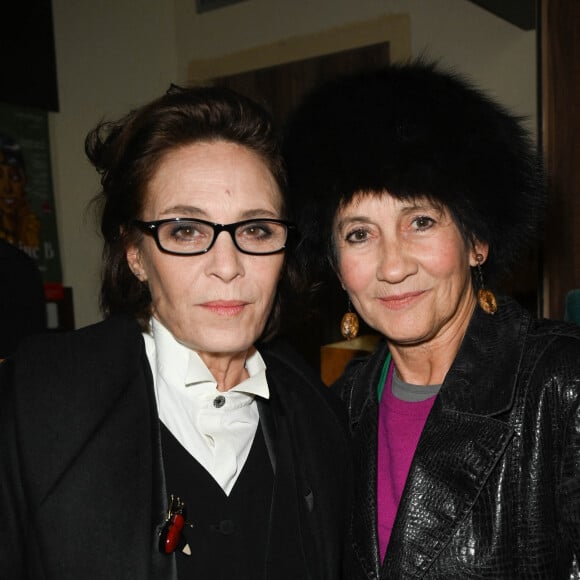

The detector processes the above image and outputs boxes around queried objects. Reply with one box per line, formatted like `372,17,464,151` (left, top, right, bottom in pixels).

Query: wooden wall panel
214,42,390,130
541,0,580,318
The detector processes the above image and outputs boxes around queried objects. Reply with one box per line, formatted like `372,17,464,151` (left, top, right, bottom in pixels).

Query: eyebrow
335,215,368,231
158,205,281,220
335,200,441,229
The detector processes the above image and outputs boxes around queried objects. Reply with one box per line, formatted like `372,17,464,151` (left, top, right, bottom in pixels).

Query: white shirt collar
142,317,270,494
150,316,269,399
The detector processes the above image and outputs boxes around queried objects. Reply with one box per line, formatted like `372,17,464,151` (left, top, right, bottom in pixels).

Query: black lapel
261,378,311,580
437,298,530,416
145,351,177,580
383,400,514,578
257,397,277,474
352,395,381,579
341,341,389,580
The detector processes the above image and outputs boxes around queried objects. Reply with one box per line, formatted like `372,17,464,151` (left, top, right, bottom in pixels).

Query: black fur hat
283,60,544,284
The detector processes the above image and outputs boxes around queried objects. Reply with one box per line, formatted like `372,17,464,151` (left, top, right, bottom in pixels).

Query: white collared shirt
142,317,269,496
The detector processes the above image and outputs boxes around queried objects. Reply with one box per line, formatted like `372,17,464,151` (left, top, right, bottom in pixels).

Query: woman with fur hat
283,61,580,578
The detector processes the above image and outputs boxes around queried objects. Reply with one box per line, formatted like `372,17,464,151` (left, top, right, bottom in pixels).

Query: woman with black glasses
0,85,350,580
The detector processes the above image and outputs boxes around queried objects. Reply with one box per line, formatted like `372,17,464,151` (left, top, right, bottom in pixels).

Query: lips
377,291,425,310
200,300,247,316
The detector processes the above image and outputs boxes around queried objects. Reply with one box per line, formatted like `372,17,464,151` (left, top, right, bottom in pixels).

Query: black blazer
337,297,580,579
0,315,351,580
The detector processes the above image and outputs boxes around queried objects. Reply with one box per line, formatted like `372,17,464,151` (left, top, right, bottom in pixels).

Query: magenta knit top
377,363,437,561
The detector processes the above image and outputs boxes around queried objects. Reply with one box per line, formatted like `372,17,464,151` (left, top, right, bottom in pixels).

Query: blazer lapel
145,352,177,580
257,397,277,474
343,342,388,580
382,400,514,578
261,386,311,580
261,344,350,580
351,394,382,579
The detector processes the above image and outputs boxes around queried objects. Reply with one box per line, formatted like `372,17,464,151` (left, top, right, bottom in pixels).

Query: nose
376,238,416,283
204,229,244,282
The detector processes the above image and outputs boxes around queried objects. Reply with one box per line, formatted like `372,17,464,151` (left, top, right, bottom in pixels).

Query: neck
199,348,251,392
388,296,476,386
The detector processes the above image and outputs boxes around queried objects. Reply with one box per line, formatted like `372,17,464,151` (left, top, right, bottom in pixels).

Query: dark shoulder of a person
258,336,349,422
0,239,41,276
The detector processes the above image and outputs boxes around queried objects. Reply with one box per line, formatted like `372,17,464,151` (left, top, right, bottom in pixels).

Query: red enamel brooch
158,495,192,555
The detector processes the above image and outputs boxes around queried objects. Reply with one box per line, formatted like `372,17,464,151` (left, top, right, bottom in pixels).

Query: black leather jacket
336,297,580,579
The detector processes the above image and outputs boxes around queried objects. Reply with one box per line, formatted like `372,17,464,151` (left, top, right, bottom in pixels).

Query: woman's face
334,193,487,348
0,155,24,216
126,140,285,358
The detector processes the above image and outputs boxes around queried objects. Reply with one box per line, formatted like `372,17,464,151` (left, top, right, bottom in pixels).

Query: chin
377,323,430,345
194,333,259,356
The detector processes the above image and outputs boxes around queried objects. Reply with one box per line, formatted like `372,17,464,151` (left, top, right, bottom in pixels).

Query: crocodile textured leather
336,297,580,579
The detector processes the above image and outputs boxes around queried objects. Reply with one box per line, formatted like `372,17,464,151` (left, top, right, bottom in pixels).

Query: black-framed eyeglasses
133,217,295,256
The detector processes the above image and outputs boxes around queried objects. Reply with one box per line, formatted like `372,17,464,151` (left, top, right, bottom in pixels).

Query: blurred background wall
48,0,536,328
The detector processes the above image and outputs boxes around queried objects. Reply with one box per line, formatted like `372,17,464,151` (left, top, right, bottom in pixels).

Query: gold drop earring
340,299,360,340
475,254,498,314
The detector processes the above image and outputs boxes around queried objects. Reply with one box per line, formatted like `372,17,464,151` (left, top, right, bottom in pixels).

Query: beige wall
50,0,536,328
50,0,178,328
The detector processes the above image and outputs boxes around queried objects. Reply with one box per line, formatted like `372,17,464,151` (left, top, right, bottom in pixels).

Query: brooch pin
159,495,193,556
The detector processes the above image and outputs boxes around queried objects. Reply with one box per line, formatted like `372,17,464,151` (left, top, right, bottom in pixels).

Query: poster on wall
0,103,63,298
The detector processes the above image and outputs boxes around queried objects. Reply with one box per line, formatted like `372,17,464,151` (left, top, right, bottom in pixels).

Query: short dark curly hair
283,60,544,287
86,84,296,339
